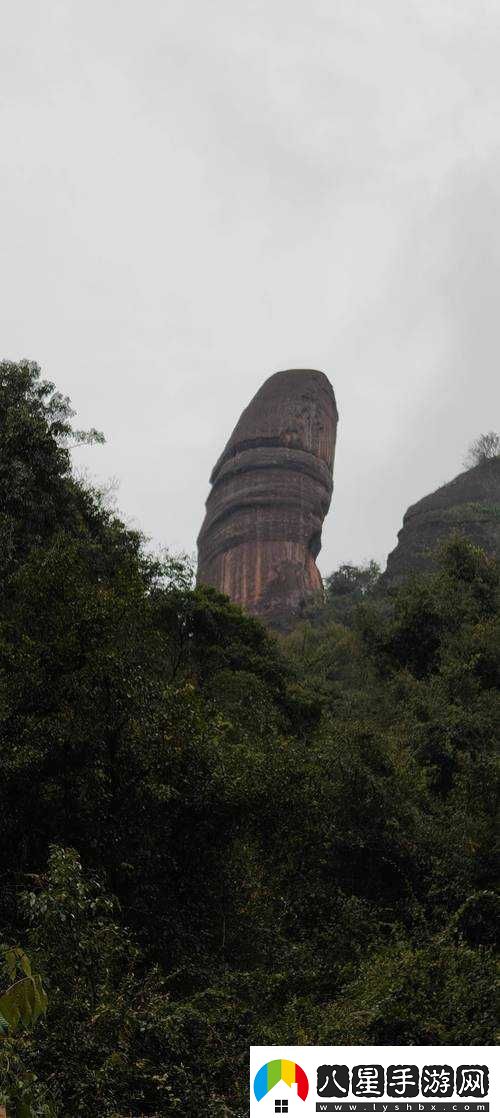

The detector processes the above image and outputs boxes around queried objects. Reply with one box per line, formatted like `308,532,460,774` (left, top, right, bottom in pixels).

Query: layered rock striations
197,369,338,624
384,457,500,585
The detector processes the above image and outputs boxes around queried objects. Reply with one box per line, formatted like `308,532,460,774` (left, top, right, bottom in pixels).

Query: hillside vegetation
0,362,498,1116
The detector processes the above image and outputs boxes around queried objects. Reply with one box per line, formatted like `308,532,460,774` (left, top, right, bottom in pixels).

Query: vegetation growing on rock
0,363,497,1116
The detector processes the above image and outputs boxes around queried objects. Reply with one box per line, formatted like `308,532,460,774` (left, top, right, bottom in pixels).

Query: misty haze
2,1,499,574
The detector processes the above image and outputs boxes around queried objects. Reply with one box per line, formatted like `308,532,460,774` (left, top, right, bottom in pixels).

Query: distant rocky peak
384,456,500,585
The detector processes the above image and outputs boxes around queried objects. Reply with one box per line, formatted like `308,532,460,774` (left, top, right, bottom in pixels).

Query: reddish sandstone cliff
197,369,338,625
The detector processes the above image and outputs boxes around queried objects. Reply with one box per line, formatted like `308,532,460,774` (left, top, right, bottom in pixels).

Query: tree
463,430,499,468
0,360,497,1114
18,846,246,1115
0,948,49,1116
325,560,381,599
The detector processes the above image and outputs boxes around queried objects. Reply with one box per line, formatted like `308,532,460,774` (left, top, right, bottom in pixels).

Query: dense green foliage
0,362,498,1116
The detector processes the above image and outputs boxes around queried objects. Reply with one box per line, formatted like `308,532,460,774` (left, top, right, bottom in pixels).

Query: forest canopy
0,362,498,1116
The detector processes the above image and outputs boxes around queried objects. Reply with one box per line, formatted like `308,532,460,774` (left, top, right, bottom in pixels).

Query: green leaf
0,974,48,1033
4,946,32,979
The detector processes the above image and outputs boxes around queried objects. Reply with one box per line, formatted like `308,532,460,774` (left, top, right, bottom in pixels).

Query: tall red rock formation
197,369,338,625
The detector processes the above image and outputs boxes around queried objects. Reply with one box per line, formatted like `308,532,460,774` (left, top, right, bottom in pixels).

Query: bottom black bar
316,1106,489,1113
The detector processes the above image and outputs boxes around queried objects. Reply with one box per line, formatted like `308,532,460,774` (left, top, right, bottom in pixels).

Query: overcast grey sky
2,0,499,574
